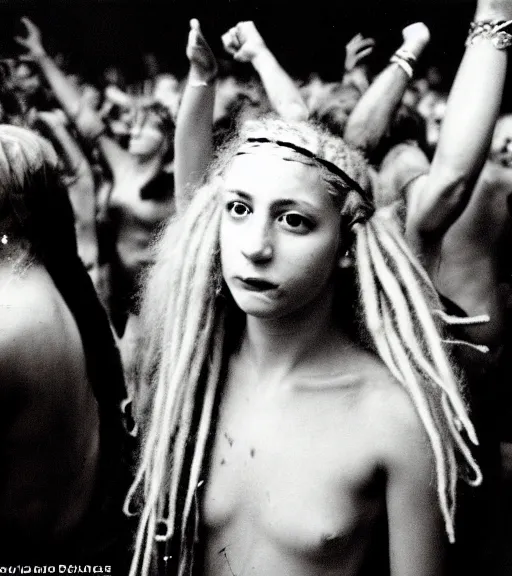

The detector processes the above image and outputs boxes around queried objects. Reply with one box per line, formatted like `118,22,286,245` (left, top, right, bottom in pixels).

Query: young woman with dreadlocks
0,125,132,568
126,102,484,576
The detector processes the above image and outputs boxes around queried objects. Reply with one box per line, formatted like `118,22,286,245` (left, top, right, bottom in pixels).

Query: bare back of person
202,331,442,576
419,162,512,576
435,161,512,349
0,262,100,558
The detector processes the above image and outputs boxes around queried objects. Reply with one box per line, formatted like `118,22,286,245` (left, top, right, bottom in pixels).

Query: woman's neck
240,285,349,383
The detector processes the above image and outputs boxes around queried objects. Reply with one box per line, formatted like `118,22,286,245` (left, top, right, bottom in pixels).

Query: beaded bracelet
466,19,512,49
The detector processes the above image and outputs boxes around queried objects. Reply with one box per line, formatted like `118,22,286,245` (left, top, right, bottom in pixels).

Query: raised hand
187,18,218,83
221,21,268,63
344,33,375,72
400,23,430,58
15,17,46,59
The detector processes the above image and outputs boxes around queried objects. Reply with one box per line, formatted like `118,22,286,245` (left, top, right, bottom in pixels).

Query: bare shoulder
298,339,434,471
0,270,85,390
359,356,434,472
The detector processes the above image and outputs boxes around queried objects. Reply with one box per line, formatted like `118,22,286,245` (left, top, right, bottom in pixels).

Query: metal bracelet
466,19,512,49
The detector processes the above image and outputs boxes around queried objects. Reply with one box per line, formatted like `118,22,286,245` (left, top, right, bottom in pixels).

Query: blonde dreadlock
126,115,481,576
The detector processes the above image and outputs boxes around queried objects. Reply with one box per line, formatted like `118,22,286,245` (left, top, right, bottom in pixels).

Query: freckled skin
220,154,341,321
203,345,443,576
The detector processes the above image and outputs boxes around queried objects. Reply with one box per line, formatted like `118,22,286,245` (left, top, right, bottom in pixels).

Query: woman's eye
227,201,250,219
278,213,313,233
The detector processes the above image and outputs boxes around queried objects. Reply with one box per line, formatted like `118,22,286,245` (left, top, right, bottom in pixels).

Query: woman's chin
231,292,282,319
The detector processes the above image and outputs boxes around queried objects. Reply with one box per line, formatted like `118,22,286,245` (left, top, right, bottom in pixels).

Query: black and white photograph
0,0,512,574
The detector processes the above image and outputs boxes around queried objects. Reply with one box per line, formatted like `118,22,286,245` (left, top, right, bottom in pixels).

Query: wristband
395,47,417,64
390,55,414,79
188,73,217,88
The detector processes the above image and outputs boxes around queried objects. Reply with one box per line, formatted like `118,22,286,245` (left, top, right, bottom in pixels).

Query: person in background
15,16,176,336
0,125,131,568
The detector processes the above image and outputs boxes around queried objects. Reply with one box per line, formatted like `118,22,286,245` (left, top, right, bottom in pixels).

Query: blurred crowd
0,17,457,322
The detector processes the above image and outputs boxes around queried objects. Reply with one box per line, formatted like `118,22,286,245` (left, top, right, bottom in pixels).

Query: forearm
344,65,408,153
252,48,308,122
46,124,98,268
72,200,99,271
65,169,98,270
65,169,98,271
431,49,505,183
46,122,91,177
345,28,428,154
174,76,215,215
424,17,508,229
34,51,106,144
33,51,84,118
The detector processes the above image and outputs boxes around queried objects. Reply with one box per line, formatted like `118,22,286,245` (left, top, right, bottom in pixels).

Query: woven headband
242,137,369,199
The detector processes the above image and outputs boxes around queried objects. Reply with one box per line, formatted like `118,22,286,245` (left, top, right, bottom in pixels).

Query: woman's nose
240,219,273,263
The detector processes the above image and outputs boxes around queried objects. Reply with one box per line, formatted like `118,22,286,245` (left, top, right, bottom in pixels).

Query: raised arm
344,23,430,155
33,110,98,273
174,18,217,215
407,0,511,245
15,18,84,120
15,17,130,173
222,21,308,122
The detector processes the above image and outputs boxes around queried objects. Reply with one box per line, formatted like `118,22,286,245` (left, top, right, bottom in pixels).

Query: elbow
419,174,472,237
428,145,487,203
428,170,471,209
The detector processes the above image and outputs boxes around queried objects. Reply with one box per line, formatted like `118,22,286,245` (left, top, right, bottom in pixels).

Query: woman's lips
236,277,279,291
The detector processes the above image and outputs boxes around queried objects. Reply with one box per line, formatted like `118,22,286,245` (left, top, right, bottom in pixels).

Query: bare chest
109,172,174,227
202,376,383,557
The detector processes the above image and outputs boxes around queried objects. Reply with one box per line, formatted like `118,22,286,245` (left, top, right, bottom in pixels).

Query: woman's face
128,110,169,159
220,149,343,319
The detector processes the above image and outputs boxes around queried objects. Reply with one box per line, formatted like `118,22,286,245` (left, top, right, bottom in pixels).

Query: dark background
0,0,506,100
